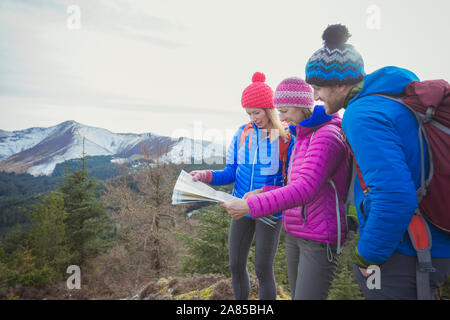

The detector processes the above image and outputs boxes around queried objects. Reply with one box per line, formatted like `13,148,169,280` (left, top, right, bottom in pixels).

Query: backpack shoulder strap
278,130,291,161
341,130,370,196
239,122,254,150
408,210,435,300
374,93,433,200
278,132,291,185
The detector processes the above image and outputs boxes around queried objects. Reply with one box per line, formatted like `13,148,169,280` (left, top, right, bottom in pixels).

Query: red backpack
378,79,450,235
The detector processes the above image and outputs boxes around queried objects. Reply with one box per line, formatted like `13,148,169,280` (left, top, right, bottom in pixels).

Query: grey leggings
228,217,282,300
285,233,339,300
353,253,450,300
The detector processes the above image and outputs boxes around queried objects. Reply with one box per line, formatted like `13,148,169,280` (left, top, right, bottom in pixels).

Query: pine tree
327,233,364,300
437,275,450,300
0,193,73,288
29,191,74,275
58,142,113,266
0,246,8,286
327,265,364,300
1,224,29,254
1,243,55,287
179,206,231,276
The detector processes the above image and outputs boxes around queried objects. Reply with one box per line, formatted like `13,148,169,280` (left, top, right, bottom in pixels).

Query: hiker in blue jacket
189,72,294,300
304,24,450,299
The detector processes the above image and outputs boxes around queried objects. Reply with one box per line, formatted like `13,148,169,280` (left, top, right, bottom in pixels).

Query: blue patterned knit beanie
305,24,365,86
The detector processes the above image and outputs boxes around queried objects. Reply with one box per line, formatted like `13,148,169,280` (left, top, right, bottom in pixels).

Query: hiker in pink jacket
220,77,351,300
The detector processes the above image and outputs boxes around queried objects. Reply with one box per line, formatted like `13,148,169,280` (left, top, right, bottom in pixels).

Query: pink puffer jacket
246,114,351,247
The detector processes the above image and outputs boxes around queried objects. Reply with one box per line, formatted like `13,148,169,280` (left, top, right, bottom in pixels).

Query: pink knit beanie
241,72,274,109
273,77,314,108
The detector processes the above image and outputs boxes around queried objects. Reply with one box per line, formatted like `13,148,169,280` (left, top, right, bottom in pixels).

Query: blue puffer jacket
211,122,294,219
343,66,450,265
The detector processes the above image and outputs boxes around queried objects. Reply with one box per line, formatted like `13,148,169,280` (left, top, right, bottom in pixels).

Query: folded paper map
172,170,277,227
172,170,235,204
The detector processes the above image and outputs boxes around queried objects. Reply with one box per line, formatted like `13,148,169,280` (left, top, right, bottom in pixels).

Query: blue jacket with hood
210,122,294,219
343,66,450,265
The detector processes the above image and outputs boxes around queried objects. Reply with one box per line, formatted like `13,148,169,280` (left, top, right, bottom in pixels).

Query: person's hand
352,247,376,277
359,267,374,278
189,170,212,183
243,188,264,200
219,198,250,220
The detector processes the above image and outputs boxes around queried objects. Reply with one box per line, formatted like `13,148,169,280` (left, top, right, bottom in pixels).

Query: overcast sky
1,0,449,145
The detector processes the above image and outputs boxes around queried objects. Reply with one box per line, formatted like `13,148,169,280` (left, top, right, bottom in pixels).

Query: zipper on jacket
302,205,307,228
299,129,317,230
329,178,342,255
249,133,259,191
287,139,298,184
285,131,297,231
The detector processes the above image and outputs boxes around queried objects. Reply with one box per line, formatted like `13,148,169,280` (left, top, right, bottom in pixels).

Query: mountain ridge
0,121,224,176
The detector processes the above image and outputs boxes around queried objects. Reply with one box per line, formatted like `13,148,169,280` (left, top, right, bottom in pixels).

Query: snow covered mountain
0,121,225,176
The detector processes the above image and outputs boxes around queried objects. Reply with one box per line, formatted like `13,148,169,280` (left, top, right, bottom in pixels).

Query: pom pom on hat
322,24,351,48
252,72,266,83
241,72,274,109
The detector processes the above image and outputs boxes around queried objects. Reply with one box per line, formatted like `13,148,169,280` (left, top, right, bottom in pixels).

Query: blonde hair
264,108,289,142
300,108,313,120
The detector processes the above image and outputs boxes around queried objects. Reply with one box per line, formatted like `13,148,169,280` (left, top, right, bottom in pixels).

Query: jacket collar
343,80,364,109
290,105,333,136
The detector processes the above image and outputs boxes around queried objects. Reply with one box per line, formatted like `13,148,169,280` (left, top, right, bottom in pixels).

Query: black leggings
228,217,282,300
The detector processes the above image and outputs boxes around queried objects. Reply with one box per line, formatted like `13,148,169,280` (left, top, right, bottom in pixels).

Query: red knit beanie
241,72,274,109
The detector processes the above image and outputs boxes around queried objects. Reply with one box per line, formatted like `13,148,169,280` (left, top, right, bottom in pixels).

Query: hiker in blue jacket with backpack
304,24,450,300
189,72,294,300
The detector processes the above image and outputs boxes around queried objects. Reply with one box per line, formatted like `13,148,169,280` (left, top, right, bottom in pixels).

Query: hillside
1,160,448,301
